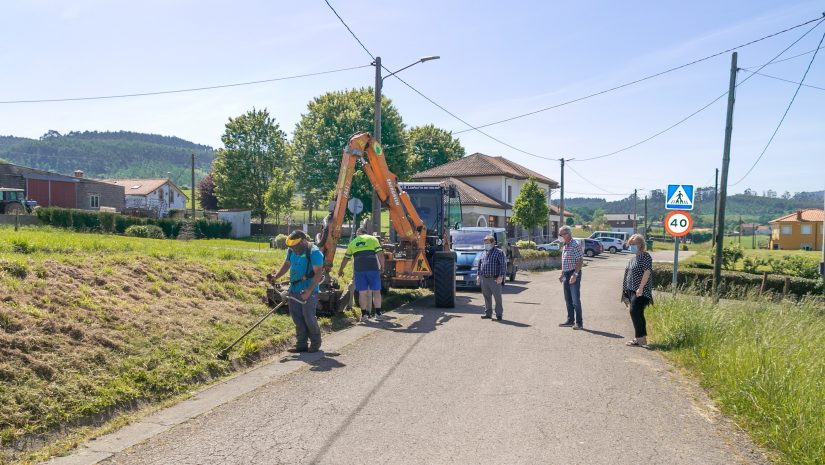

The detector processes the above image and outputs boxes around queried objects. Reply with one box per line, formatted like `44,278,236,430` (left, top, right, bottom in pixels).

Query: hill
563,189,824,228
0,131,216,187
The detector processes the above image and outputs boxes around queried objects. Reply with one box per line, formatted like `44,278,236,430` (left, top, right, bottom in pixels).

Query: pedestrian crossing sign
666,184,694,210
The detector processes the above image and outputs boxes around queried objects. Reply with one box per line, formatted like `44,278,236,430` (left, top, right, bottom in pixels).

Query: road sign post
664,210,693,295
347,198,364,243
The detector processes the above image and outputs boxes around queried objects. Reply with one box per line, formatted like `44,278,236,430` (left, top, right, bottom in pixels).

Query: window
89,194,100,208
507,185,512,203
801,224,812,235
781,225,792,235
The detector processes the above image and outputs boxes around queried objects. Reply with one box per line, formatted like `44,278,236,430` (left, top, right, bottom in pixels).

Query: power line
571,16,825,163
738,69,825,91
0,65,373,104
565,163,624,195
323,0,376,61
742,45,825,68
731,29,825,186
454,14,825,134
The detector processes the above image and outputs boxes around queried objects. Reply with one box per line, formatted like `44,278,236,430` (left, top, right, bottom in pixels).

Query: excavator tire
433,251,456,308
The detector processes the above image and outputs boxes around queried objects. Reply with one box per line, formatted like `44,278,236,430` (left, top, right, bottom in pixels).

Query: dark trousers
288,291,321,350
629,294,650,338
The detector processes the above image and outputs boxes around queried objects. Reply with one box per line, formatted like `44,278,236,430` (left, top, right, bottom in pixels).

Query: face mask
483,243,491,251
629,245,639,253
290,244,306,255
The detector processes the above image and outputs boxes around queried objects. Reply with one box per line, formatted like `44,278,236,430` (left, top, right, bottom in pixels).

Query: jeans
629,294,650,338
288,291,321,350
480,276,503,318
562,270,583,326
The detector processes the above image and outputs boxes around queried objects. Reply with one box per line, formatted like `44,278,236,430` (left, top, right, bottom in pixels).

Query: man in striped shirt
475,234,506,320
558,225,584,330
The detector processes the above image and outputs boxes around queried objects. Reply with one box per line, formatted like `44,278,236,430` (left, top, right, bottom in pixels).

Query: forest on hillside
0,131,215,187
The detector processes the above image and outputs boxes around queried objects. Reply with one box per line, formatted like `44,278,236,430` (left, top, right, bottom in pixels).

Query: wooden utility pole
644,195,648,238
738,215,742,244
558,158,565,238
191,153,196,219
711,168,719,246
713,52,738,299
633,189,638,235
372,56,382,235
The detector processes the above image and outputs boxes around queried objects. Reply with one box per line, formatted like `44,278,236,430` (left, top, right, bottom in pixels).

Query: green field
649,295,825,465
0,226,422,464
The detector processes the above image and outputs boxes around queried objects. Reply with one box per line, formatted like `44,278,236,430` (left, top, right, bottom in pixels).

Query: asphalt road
94,252,764,465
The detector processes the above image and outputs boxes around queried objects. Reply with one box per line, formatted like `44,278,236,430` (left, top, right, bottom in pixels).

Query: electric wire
730,29,825,186
454,15,825,134
0,65,373,104
323,0,376,61
738,69,825,91
565,163,623,195
741,45,825,68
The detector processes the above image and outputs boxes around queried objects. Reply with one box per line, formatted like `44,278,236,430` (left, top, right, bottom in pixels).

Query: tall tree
198,172,219,211
292,88,406,220
406,125,465,174
213,108,290,224
511,178,549,242
265,168,296,225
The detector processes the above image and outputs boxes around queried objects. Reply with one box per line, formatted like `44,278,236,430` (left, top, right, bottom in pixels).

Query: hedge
651,263,823,299
35,207,232,239
125,225,166,239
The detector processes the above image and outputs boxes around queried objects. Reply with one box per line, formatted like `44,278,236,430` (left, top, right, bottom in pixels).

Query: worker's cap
357,227,368,234
286,230,308,247
484,234,495,242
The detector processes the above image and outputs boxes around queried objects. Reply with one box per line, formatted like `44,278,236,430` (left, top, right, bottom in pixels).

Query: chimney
797,210,803,221
73,170,84,178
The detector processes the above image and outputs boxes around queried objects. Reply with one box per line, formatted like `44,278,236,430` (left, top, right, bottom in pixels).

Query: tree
781,191,791,200
406,125,465,174
213,108,291,224
198,173,219,211
511,178,549,242
292,88,406,220
591,209,608,231
265,168,296,225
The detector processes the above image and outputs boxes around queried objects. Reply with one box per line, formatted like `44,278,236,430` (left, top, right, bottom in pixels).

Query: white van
589,230,629,242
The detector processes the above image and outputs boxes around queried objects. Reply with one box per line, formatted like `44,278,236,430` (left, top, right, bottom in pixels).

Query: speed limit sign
664,210,693,237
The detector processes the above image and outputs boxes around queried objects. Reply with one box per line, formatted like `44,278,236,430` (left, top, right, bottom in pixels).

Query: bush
518,249,550,260
721,245,743,270
651,263,822,299
124,225,166,239
272,234,288,249
516,240,536,250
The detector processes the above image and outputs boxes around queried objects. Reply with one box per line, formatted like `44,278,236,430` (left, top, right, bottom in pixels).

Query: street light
371,55,440,234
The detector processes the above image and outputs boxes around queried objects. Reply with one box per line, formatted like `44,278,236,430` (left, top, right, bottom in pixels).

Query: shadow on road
278,351,348,372
581,328,624,339
495,319,531,328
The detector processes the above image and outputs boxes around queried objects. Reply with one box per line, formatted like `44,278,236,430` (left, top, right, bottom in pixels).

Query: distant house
411,153,570,239
755,225,772,236
0,162,124,211
101,178,188,218
604,214,640,234
768,209,823,251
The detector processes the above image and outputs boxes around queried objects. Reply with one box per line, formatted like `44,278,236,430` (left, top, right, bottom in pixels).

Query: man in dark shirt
475,234,506,320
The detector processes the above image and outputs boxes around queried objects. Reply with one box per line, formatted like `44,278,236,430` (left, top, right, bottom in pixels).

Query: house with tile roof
768,209,823,251
412,153,571,240
101,178,188,218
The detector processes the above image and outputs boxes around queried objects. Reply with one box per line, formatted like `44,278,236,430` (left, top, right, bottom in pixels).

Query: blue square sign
666,184,694,210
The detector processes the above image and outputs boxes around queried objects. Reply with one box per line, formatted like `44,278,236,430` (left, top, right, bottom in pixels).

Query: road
57,252,763,465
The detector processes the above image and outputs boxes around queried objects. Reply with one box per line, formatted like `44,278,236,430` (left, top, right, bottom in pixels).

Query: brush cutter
216,288,305,360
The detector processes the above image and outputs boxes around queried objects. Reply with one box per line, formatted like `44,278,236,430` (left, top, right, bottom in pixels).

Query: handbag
620,289,632,307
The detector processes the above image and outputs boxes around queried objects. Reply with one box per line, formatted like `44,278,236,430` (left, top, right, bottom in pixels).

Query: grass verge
648,294,825,465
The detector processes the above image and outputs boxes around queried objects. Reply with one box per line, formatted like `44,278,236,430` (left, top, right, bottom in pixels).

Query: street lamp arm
380,56,440,82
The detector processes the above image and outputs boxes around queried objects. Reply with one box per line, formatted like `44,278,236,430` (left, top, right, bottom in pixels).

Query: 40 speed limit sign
664,210,693,237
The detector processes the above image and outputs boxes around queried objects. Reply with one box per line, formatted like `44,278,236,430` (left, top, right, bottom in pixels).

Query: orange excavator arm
317,132,429,276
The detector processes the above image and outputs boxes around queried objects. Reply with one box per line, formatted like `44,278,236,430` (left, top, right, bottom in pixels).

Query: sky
0,0,823,199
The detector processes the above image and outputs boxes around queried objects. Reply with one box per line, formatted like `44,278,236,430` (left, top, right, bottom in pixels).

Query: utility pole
558,158,565,239
713,52,738,299
371,56,382,236
711,168,719,247
644,195,648,238
738,215,742,244
633,189,638,235
821,183,824,290
191,153,196,219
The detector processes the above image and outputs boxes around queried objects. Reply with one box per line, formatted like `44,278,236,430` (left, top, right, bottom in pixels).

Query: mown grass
0,225,423,464
648,294,825,465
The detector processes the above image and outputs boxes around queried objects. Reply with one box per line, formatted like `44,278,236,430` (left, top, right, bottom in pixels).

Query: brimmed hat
286,230,308,247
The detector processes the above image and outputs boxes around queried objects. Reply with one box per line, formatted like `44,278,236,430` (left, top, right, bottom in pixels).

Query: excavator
267,131,461,314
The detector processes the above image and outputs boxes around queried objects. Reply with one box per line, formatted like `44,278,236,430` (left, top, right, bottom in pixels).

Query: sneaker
573,324,583,330
360,315,370,323
558,321,574,327
495,315,503,321
481,315,492,319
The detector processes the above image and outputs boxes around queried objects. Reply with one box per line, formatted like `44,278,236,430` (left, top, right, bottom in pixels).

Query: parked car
536,239,562,251
450,227,518,290
593,236,625,253
575,238,602,257
589,230,629,243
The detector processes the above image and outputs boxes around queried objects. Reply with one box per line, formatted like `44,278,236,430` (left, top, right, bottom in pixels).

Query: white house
412,153,571,240
102,178,188,218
